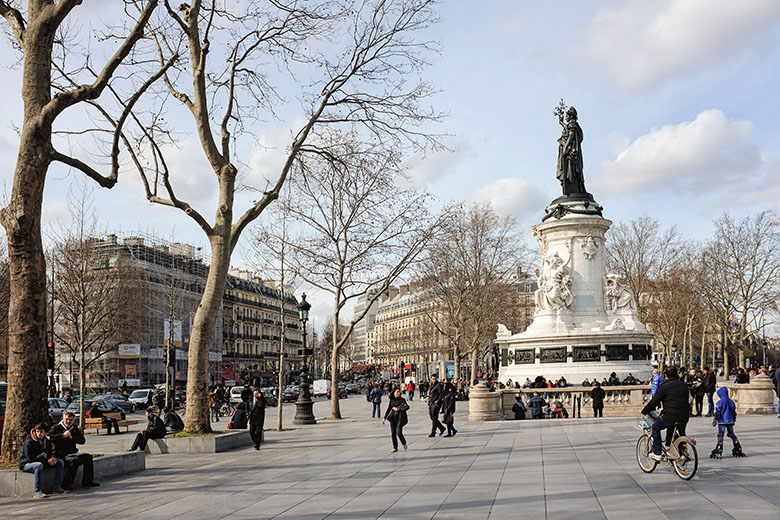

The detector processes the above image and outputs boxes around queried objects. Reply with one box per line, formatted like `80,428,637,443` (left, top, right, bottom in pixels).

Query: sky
1,0,779,333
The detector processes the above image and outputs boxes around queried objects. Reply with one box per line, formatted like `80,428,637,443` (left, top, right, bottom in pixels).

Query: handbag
443,412,454,426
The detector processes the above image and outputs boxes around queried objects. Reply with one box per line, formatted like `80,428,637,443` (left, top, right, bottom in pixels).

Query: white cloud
594,109,761,195
469,178,549,224
406,141,467,186
588,0,780,89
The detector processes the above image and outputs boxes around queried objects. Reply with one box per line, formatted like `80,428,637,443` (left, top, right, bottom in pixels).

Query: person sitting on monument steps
590,381,606,417
640,367,690,462
128,408,166,451
49,412,100,490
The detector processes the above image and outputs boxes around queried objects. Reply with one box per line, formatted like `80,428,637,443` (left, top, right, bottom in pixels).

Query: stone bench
116,429,257,454
0,451,145,497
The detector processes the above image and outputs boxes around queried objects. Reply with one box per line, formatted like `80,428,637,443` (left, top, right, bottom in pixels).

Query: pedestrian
769,364,780,418
420,380,428,401
49,412,99,490
382,387,410,452
441,385,457,437
709,387,746,458
241,383,253,405
590,381,605,417
529,391,545,419
692,370,705,416
128,408,166,451
228,401,248,430
249,388,266,450
702,366,717,417
19,422,67,498
512,395,526,419
370,382,383,418
365,381,373,402
406,380,415,401
650,368,663,396
427,374,446,436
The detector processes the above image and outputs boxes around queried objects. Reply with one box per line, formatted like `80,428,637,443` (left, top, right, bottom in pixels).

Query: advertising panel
118,344,141,359
164,319,183,347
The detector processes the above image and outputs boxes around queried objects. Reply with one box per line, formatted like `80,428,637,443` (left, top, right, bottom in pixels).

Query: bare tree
0,238,9,380
419,203,528,382
606,215,683,321
703,211,780,376
50,182,141,425
268,139,443,419
121,0,441,431
0,0,176,460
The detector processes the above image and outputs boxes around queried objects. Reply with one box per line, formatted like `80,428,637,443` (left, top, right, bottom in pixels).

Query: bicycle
636,415,698,480
219,401,234,418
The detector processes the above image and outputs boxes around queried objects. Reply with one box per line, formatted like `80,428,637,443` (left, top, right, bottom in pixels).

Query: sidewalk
2,396,779,519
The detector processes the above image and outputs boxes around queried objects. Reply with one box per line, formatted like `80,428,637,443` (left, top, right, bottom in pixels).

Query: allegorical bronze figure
554,100,588,196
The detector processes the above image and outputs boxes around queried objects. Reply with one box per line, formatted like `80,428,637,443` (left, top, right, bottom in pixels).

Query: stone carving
573,345,601,362
540,347,567,363
496,323,512,338
604,274,636,312
514,349,534,364
606,344,630,361
554,100,588,196
534,251,574,313
605,318,626,331
482,343,500,376
581,235,598,260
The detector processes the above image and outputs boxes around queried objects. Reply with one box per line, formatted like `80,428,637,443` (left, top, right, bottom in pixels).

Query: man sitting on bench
49,412,100,490
89,401,119,435
128,408,166,451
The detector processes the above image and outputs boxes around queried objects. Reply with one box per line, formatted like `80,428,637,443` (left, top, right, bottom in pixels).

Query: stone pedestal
721,374,777,415
499,197,654,384
468,382,501,422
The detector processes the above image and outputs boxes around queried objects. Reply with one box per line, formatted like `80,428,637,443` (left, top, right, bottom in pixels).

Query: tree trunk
470,349,478,384
79,346,86,428
277,351,284,429
183,233,231,432
0,114,53,463
722,326,730,380
330,346,341,419
439,354,446,380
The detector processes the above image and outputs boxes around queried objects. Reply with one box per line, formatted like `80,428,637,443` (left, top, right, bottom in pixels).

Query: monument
497,101,654,384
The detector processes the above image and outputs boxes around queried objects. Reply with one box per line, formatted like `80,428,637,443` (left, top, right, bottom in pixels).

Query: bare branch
0,1,25,45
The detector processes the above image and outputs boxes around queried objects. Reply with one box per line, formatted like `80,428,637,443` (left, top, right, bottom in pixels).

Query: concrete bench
117,429,257,454
0,451,145,497
84,412,139,434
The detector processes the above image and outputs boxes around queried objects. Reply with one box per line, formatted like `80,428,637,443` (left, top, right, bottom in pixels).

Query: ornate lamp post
294,293,316,424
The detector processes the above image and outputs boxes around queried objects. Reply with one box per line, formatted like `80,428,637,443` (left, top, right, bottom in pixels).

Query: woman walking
382,388,410,452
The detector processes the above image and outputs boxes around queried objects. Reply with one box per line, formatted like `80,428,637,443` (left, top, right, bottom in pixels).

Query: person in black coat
641,366,690,460
427,375,445,437
590,381,606,417
441,386,457,437
90,401,119,435
49,412,99,490
241,384,253,405
382,388,409,452
249,388,266,449
129,408,166,451
512,395,527,420
162,406,185,433
702,366,717,417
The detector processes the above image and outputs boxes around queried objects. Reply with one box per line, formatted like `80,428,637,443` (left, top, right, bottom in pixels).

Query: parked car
98,394,136,413
261,388,278,407
0,381,7,402
0,402,5,435
281,385,299,402
327,384,348,400
346,383,360,394
66,398,126,420
48,398,69,423
230,385,249,404
128,388,155,408
175,390,186,406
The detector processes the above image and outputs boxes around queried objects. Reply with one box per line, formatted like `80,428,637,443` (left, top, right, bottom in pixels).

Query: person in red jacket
406,381,415,401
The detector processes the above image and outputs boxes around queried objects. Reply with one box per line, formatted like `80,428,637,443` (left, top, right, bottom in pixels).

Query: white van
312,379,330,397
230,385,250,404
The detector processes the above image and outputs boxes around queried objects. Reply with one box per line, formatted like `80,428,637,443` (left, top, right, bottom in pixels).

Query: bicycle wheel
672,438,698,480
636,434,657,473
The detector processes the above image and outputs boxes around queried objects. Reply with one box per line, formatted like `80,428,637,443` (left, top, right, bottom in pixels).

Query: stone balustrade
498,385,651,419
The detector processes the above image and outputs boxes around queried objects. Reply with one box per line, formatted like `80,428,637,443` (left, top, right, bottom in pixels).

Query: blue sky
1,0,779,331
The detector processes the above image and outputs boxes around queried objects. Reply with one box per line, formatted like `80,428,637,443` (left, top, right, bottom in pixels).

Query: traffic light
46,341,55,371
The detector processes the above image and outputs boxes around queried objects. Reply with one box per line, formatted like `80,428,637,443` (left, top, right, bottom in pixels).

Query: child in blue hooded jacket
710,387,745,458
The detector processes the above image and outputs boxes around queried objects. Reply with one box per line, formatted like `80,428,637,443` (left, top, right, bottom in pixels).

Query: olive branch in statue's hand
554,98,567,122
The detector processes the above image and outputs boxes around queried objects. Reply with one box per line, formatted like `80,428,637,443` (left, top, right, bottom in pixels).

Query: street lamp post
294,293,316,425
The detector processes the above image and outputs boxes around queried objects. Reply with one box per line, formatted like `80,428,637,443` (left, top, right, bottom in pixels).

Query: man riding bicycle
640,366,690,462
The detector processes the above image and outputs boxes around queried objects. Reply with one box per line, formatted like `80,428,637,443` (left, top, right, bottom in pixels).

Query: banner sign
164,319,183,347
125,364,137,377
118,344,141,359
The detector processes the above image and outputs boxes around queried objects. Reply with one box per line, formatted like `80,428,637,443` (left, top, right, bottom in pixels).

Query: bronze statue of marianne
555,100,588,197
